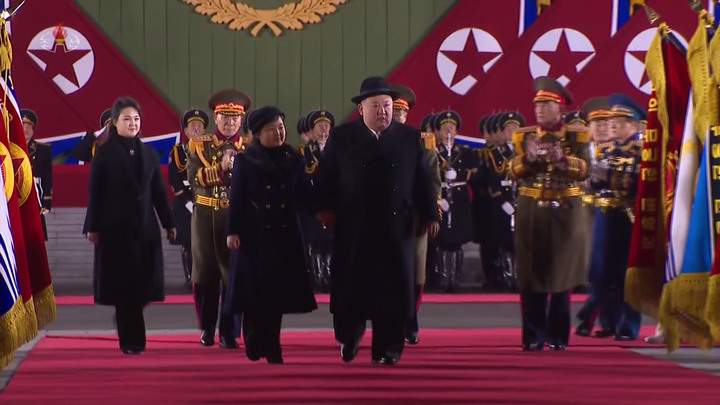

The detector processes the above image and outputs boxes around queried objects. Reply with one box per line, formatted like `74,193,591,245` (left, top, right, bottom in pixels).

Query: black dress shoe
593,329,614,338
266,355,284,364
522,342,544,351
219,335,239,349
404,332,419,345
245,348,263,361
548,343,566,351
614,334,635,342
372,356,398,365
200,330,215,346
340,343,359,362
575,323,592,337
121,346,142,355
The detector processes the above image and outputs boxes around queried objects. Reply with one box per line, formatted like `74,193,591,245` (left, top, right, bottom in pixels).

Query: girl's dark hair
108,97,142,138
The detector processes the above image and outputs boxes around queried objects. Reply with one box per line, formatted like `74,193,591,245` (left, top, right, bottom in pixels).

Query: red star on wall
29,45,90,87
533,30,593,82
627,49,650,89
441,31,501,87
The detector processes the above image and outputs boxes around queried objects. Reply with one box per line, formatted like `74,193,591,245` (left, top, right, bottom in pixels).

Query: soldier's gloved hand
440,199,450,212
227,234,241,250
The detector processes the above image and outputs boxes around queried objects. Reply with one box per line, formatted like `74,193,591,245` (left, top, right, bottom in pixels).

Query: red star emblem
533,30,593,82
29,44,91,87
628,49,650,89
11,155,23,177
441,31,501,87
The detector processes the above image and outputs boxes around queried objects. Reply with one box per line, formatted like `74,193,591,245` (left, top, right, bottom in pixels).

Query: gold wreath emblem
183,0,347,37
9,142,32,207
0,142,14,201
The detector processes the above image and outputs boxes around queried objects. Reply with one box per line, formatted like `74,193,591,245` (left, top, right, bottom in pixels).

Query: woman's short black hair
111,97,142,122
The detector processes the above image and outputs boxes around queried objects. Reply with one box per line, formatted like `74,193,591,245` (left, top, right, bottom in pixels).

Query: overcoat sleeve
316,130,339,212
149,151,174,229
413,133,440,224
227,155,245,237
85,147,106,233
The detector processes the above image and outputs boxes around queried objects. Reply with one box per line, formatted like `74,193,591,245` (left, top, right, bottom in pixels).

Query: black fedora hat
351,76,400,104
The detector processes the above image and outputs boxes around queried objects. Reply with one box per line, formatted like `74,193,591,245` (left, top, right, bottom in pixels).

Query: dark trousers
243,311,283,359
115,304,146,351
193,283,239,337
576,287,610,330
601,286,642,339
334,313,405,361
521,291,570,346
405,285,423,336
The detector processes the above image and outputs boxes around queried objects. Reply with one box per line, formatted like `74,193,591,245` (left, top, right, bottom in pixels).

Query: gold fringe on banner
624,24,669,317
33,284,56,330
706,274,720,340
0,352,13,371
0,296,38,370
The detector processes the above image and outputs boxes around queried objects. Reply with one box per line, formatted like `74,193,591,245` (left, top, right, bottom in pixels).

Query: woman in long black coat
226,106,317,364
86,97,176,355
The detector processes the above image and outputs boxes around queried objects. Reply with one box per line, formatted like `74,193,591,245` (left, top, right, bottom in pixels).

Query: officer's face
609,117,638,141
300,132,311,145
392,108,408,124
438,122,457,144
184,120,205,139
257,116,286,148
23,123,34,142
115,107,141,138
503,123,519,143
313,121,331,142
589,119,609,144
359,95,393,132
215,113,241,138
534,101,562,127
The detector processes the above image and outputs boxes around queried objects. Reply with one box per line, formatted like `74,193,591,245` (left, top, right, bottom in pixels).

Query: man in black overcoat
317,76,440,365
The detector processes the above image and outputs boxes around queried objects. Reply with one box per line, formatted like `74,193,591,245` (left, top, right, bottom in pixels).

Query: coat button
215,194,219,198
280,184,285,189
392,211,397,216
281,204,286,209
266,185,271,190
266,225,271,229
266,204,271,209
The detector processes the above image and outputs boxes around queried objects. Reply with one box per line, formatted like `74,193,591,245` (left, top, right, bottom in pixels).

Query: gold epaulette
421,132,436,151
566,125,591,143
172,145,188,172
512,126,537,154
297,146,305,156
188,135,212,155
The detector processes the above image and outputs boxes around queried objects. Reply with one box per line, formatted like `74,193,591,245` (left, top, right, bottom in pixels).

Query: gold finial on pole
644,5,662,25
688,0,704,13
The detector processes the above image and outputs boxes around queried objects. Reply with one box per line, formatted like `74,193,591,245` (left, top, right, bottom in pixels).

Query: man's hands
227,235,241,250
425,221,440,239
167,228,177,242
88,232,99,245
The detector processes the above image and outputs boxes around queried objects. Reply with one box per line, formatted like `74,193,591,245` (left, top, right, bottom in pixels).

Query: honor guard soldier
575,96,613,337
70,109,112,163
591,94,644,341
299,108,336,292
481,111,523,291
435,110,480,292
509,77,591,351
187,89,251,349
297,116,311,145
169,109,209,286
390,85,442,344
22,109,53,240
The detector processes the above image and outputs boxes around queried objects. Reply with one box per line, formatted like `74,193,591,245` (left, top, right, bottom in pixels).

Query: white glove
440,199,450,212
185,201,194,213
502,202,514,216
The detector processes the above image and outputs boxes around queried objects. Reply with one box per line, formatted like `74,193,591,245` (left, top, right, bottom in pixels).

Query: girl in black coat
226,107,317,364
86,97,176,355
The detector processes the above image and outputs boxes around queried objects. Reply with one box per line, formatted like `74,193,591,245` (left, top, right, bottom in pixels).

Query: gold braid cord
183,0,348,37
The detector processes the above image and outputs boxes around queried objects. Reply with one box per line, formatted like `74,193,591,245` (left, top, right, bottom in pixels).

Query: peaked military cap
533,76,572,105
351,76,400,104
99,109,112,128
484,113,499,133
478,114,491,135
297,116,309,135
208,89,252,116
21,109,37,128
434,110,462,131
564,110,587,126
582,97,611,122
247,106,284,135
608,93,645,121
420,113,436,132
306,109,335,129
389,84,416,111
181,108,209,130
498,111,525,129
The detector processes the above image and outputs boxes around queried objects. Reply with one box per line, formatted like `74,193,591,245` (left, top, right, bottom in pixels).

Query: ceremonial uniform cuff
564,156,588,180
197,165,225,187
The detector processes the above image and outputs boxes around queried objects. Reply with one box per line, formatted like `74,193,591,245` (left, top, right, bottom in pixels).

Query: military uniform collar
536,125,567,140
212,130,239,147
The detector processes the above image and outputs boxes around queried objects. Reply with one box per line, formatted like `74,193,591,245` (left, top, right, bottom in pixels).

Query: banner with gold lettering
625,24,690,319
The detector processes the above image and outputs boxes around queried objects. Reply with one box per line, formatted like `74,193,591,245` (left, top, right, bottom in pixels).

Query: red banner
9,0,178,141
1,77,55,329
567,0,696,113
384,0,523,130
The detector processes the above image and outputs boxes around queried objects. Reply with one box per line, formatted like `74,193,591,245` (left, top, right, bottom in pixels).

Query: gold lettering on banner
642,149,657,162
717,221,720,236
642,236,655,250
646,129,658,142
713,144,720,159
183,0,347,37
641,217,657,231
715,199,720,214
641,198,658,212
712,126,720,137
642,167,658,182
713,165,720,180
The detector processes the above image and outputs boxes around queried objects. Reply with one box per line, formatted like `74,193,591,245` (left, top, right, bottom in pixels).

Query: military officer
299,108,336,292
187,89,251,349
22,109,53,240
575,96,614,337
70,109,112,163
509,77,591,351
168,109,209,286
481,111,523,291
435,110,480,293
390,84,441,344
591,94,644,341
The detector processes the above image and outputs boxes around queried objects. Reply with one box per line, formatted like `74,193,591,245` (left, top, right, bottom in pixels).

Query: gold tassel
705,274,720,341
658,273,714,352
33,285,56,330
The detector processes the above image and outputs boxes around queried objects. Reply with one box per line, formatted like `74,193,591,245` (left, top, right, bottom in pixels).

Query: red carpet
3,329,718,404
54,293,590,305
